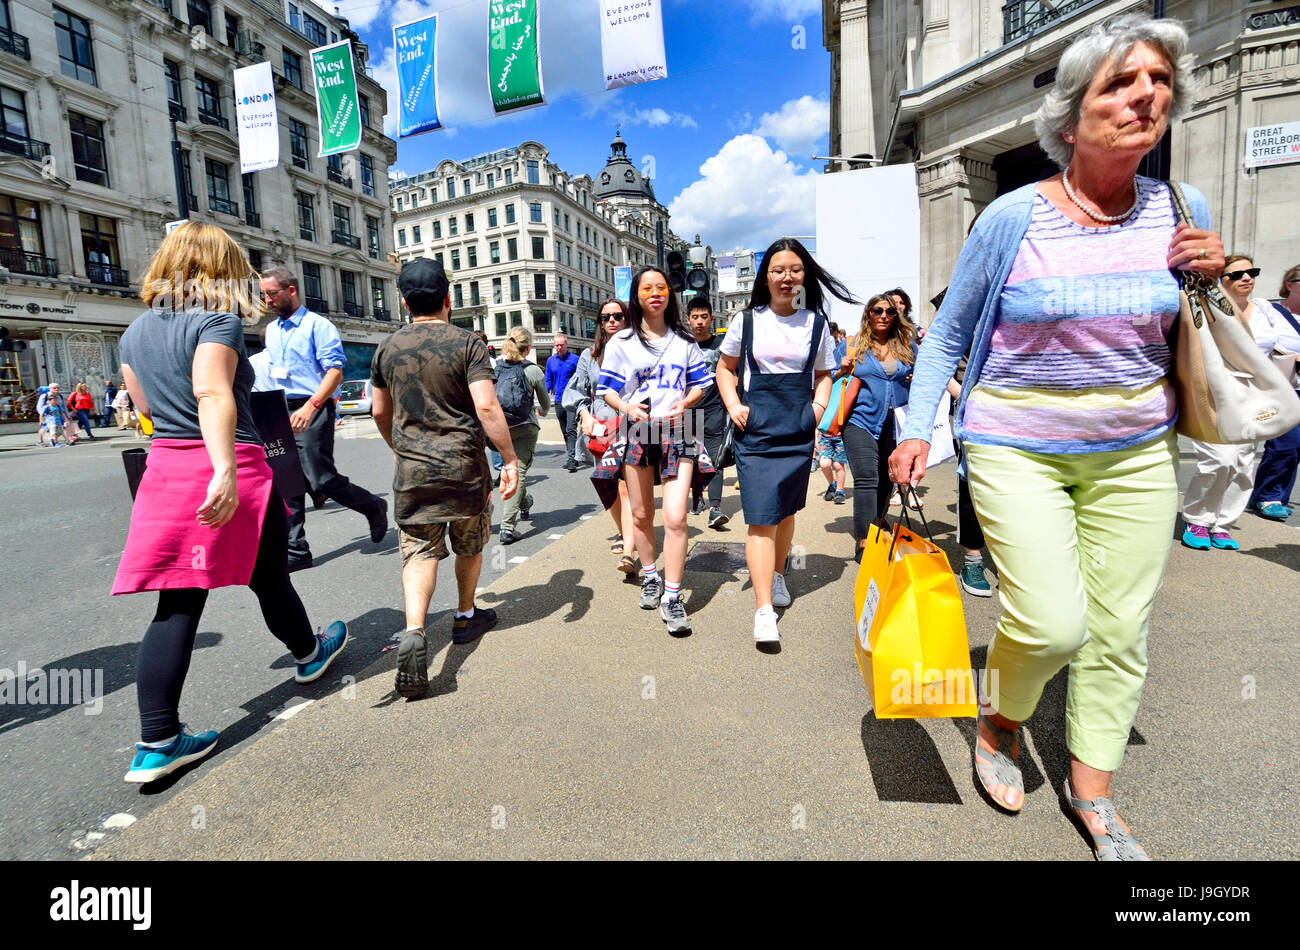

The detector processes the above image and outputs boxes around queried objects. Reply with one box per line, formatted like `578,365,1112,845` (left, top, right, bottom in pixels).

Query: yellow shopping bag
853,505,977,718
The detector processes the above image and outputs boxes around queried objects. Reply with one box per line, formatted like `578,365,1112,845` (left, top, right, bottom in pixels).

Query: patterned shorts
398,506,492,563
817,433,848,465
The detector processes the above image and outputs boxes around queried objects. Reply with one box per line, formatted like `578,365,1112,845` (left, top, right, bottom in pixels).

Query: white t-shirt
1246,297,1282,355
596,328,711,416
1272,302,1300,353
720,306,837,389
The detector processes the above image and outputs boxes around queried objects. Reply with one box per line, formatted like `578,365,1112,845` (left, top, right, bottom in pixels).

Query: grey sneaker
708,507,729,529
639,574,664,609
659,597,692,635
771,572,791,608
394,630,428,698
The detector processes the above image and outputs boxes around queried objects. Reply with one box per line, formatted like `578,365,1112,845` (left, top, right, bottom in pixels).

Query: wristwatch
309,398,322,409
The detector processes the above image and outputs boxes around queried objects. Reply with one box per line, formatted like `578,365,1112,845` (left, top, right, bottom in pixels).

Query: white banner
717,256,737,293
600,0,668,90
234,62,279,173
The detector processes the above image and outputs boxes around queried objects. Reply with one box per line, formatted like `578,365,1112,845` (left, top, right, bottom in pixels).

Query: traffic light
686,265,709,293
665,250,686,293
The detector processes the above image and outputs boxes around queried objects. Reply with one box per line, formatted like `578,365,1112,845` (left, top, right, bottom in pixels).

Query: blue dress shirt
263,306,346,399
545,350,581,398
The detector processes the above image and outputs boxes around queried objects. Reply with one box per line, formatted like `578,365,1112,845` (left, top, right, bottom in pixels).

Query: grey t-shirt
120,309,261,445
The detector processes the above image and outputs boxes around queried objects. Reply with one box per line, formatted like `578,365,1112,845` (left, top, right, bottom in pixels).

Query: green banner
488,0,545,115
310,40,362,156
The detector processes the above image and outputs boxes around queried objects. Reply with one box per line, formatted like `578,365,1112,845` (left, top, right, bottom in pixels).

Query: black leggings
135,488,316,742
842,421,896,546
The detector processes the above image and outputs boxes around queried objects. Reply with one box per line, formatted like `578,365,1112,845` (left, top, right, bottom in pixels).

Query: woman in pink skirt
114,222,348,784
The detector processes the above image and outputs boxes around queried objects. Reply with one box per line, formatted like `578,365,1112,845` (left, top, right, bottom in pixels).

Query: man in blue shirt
260,267,388,571
544,333,583,471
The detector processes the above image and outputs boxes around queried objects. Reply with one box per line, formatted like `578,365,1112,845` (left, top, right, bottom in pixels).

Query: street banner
234,61,279,173
613,266,632,302
310,40,363,156
599,0,668,90
1244,121,1300,169
489,0,544,115
717,256,737,293
754,251,764,274
394,14,443,136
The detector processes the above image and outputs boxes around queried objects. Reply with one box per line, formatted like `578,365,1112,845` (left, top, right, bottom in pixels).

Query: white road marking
538,440,564,446
103,813,137,830
508,556,528,564
581,515,594,520
548,534,564,539
272,699,314,721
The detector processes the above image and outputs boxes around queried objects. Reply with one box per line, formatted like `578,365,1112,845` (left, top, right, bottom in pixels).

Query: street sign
1244,122,1300,169
165,220,188,234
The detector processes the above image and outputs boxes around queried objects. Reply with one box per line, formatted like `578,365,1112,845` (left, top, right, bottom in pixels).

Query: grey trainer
660,597,692,635
639,574,664,609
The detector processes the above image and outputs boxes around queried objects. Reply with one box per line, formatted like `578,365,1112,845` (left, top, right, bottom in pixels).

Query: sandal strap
1065,780,1149,861
975,716,1023,792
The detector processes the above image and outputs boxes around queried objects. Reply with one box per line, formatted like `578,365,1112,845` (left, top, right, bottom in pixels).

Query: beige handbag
1167,183,1300,444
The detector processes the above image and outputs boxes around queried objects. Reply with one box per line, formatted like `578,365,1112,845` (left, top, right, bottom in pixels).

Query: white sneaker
754,606,780,644
771,573,791,608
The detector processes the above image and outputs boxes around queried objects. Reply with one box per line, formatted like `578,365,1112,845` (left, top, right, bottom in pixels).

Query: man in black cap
370,258,520,699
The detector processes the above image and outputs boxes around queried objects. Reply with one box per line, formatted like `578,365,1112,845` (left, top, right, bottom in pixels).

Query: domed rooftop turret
593,130,657,201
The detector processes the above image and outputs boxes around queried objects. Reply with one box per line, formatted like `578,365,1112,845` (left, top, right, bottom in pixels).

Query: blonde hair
141,221,263,322
503,326,533,361
853,294,917,366
75,382,88,395
1281,264,1300,297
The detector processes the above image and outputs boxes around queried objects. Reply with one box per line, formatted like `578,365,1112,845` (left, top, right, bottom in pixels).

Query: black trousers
955,437,986,551
701,405,728,507
554,402,578,463
842,421,896,546
135,488,316,742
286,398,382,559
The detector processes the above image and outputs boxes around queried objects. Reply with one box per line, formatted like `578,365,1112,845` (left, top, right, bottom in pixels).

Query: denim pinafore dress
733,308,827,526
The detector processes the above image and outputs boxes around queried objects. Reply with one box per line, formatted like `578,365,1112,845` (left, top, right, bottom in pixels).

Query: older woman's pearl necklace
1062,166,1139,223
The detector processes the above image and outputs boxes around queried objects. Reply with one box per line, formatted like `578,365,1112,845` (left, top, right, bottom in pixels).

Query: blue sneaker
959,561,993,597
1255,502,1291,521
1181,524,1212,550
295,621,348,683
124,724,218,784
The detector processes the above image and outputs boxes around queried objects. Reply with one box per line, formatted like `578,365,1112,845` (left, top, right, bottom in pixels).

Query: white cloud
668,134,819,253
330,0,388,31
732,0,822,22
627,107,698,130
754,95,828,157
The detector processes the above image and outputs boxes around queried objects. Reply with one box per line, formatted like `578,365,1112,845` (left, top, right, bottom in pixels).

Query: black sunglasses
1223,268,1261,281
601,313,624,321
869,306,899,317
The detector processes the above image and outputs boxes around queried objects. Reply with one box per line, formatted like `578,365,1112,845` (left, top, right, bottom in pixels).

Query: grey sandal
973,713,1024,813
1062,778,1150,861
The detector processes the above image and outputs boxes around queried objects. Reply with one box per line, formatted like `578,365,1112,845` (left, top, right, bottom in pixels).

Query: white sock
141,733,178,749
455,607,474,619
297,641,320,664
404,625,425,636
756,605,776,619
663,580,681,602
642,563,659,581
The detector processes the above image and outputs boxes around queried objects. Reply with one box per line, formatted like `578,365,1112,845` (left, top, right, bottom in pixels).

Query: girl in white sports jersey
595,267,713,636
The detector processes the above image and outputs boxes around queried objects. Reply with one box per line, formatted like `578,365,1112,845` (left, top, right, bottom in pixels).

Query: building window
465,213,475,233
495,312,507,336
532,237,545,260
80,213,122,284
507,238,518,261
564,213,570,232
527,160,539,184
446,178,455,199
534,274,546,299
509,275,520,302
283,49,303,89
69,113,108,186
290,118,309,169
297,191,316,241
412,224,421,243
371,277,386,319
449,216,458,236
529,202,542,224
164,60,185,118
0,195,49,276
454,285,463,308
301,261,324,307
510,310,522,327
195,74,226,128
334,202,353,241
429,186,437,203
451,249,460,270
463,178,471,196
248,248,263,272
505,203,515,224
205,158,236,216
487,172,495,189
300,11,327,45
432,220,442,239
468,246,478,267
492,277,502,304
411,194,419,209
359,94,371,129
490,242,500,264
187,0,212,33
553,209,560,227
534,310,551,333
504,168,513,185
180,149,196,209
366,215,380,259
555,241,561,261
566,246,572,267
397,228,406,247
470,282,480,305
224,10,239,48
340,270,359,313
487,207,498,228
55,7,97,86
360,154,375,197
395,196,403,212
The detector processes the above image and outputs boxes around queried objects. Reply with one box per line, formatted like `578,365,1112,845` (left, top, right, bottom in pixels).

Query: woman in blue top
838,294,918,560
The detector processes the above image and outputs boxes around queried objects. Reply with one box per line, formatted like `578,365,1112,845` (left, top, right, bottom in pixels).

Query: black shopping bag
122,447,148,500
251,390,308,499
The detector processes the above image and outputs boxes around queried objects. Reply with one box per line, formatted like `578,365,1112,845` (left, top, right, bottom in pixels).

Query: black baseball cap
399,258,450,315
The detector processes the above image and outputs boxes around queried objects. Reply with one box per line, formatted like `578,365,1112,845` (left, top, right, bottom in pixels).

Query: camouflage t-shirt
371,322,495,525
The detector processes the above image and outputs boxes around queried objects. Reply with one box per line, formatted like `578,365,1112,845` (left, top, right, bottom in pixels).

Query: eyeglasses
1223,268,1261,281
770,267,805,279
869,306,899,317
601,313,624,322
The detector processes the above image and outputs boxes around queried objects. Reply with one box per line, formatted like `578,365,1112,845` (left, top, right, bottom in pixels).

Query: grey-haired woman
889,13,1224,859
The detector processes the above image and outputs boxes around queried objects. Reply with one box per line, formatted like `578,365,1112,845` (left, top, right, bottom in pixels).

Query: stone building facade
823,0,1300,321
0,0,398,421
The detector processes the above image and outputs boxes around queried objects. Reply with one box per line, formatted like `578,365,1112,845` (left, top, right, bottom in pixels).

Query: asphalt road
0,416,598,860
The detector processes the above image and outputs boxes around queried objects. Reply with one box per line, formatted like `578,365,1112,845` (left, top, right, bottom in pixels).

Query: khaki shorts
398,507,492,563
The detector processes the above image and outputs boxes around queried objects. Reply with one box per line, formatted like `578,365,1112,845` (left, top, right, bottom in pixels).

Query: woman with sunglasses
596,268,713,635
1248,265,1300,521
563,299,636,571
838,295,919,560
716,238,856,647
1180,254,1282,550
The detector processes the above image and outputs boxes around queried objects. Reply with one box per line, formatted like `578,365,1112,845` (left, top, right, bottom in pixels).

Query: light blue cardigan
899,176,1212,449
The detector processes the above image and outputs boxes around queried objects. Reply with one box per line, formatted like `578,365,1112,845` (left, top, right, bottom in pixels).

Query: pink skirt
112,438,274,595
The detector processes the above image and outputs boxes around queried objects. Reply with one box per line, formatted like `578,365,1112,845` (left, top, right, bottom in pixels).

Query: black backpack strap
803,311,827,373
739,309,754,400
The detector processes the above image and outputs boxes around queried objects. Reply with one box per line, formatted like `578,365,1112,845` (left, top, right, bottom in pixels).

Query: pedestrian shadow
1239,542,1300,571
311,535,399,568
516,500,602,536
477,567,593,629
0,633,223,735
860,715,964,804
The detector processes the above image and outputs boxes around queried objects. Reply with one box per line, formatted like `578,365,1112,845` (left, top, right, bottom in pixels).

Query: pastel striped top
962,177,1182,453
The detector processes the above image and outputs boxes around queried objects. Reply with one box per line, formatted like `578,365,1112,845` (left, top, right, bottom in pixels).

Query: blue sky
329,0,830,251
